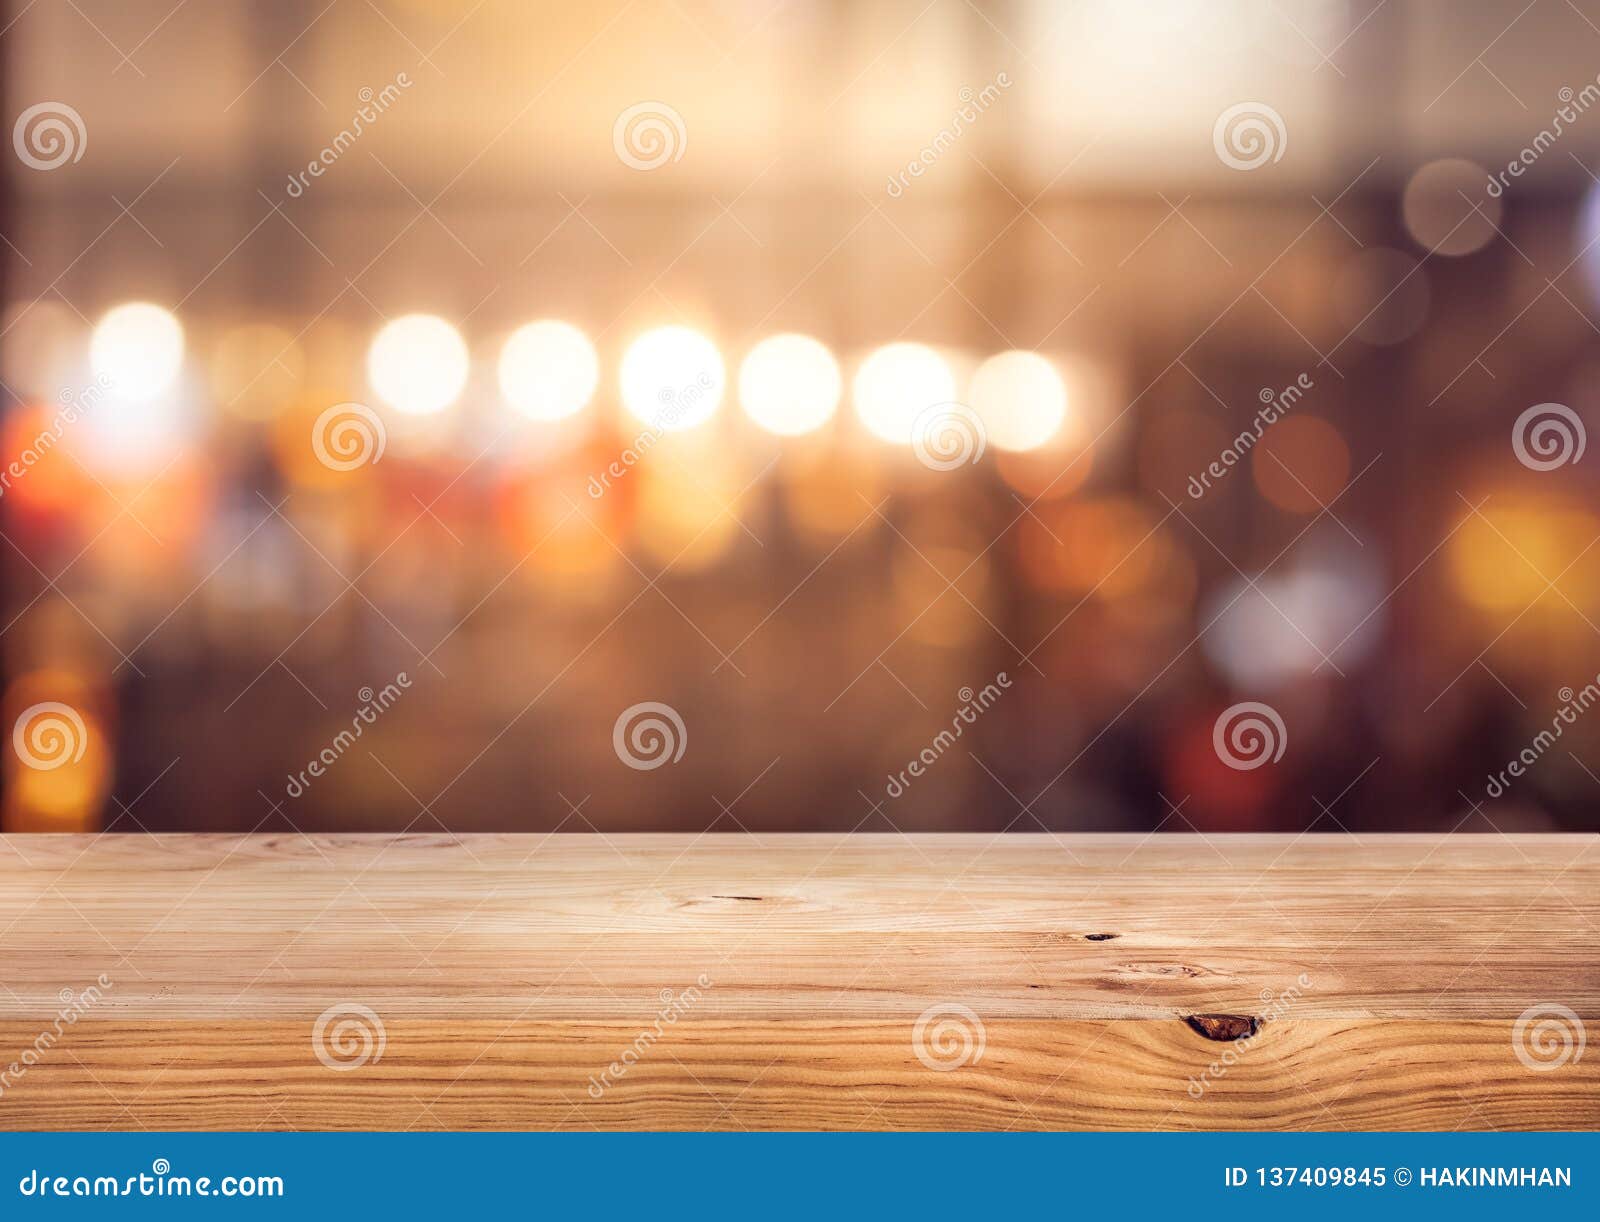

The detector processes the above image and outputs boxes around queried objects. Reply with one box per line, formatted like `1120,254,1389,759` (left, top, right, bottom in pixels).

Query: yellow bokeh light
852,342,955,445
738,333,841,436
498,320,599,421
967,349,1067,452
367,314,470,416
620,326,725,432
635,455,742,570
90,302,184,401
1451,498,1600,612
2,670,112,832
211,323,305,420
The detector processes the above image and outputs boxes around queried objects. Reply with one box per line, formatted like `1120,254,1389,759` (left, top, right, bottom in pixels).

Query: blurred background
3,0,1600,834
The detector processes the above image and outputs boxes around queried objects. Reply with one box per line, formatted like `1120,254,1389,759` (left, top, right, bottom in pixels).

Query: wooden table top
1,832,1596,1129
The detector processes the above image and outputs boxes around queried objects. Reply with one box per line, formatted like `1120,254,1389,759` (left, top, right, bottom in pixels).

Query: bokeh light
997,443,1095,503
635,450,743,569
1019,496,1193,614
1402,158,1501,257
966,349,1068,452
497,468,625,592
1,669,113,832
1251,416,1351,513
852,342,956,445
1450,496,1600,613
90,302,184,401
1201,544,1386,688
620,326,725,432
8,4,1595,844
211,323,305,421
367,314,470,416
498,320,599,422
738,334,841,436
782,450,885,544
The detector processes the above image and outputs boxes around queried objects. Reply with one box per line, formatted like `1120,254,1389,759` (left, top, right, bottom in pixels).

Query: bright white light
852,343,955,444
967,350,1067,452
90,302,184,402
738,334,840,436
1201,545,1385,688
367,314,470,416
498,321,598,422
620,326,724,431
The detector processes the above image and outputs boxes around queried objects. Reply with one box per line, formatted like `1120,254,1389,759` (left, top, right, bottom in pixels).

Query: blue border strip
0,1132,1593,1218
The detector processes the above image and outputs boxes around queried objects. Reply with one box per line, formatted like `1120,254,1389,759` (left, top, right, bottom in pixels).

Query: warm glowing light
498,475,624,590
367,314,470,416
998,445,1094,503
498,320,599,421
212,323,305,420
782,451,883,543
636,456,741,570
738,334,841,436
1450,498,1600,612
620,326,725,431
90,302,184,401
1016,497,1195,629
852,342,955,444
2,670,112,832
967,350,1067,451
1251,416,1350,513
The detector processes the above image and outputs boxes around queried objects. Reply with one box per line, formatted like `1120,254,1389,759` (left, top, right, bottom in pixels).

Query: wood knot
1083,932,1119,941
1183,1013,1261,1042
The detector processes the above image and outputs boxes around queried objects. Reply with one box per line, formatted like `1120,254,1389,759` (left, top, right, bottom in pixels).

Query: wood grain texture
0,833,1596,1130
